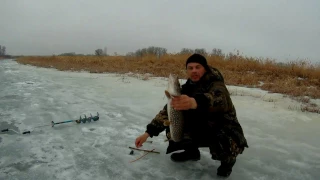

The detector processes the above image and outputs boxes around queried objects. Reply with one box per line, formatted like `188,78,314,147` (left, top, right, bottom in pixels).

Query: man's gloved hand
171,95,197,110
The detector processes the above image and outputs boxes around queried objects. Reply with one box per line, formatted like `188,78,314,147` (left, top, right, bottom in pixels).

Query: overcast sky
1,0,319,63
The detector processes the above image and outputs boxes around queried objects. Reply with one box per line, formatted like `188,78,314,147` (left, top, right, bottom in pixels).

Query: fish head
165,74,181,98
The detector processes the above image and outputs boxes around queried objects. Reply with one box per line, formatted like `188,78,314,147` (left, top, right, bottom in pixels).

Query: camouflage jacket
145,66,249,149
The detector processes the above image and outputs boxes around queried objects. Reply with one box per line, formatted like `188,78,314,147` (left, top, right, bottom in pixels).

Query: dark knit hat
185,53,210,71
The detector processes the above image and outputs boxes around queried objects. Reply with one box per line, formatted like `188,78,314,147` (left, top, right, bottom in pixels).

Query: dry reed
16,54,320,100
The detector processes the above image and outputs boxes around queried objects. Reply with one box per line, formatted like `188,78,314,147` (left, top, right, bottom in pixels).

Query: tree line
125,47,225,57
1,44,227,58
94,46,225,57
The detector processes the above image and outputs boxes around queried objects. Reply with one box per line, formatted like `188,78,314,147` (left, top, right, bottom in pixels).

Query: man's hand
171,95,197,110
135,132,150,148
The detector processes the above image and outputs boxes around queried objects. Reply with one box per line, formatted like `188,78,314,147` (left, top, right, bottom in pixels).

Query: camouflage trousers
165,129,244,163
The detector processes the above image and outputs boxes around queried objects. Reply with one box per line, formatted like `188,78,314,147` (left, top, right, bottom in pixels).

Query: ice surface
0,59,319,180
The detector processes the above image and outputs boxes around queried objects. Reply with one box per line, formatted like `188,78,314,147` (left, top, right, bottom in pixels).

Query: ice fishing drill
1,112,99,135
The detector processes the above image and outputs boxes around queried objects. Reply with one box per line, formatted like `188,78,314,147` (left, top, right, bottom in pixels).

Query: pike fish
164,74,184,142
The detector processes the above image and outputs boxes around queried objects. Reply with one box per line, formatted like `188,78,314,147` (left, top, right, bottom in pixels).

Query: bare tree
134,46,167,58
126,52,135,57
194,48,207,56
0,45,6,55
2,46,6,55
95,49,103,56
180,48,194,54
211,48,224,57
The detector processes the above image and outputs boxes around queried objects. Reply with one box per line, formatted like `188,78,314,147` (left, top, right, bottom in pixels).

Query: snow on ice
0,59,319,180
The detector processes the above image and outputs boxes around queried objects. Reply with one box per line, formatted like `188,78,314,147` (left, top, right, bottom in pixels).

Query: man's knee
209,138,244,161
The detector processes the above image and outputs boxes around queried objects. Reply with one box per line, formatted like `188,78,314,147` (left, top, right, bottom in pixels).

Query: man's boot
170,148,200,162
217,158,236,177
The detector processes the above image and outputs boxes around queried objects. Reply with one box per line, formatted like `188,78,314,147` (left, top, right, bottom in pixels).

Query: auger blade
93,112,99,121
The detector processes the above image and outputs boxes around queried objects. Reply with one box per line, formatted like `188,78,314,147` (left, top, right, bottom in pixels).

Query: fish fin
165,90,171,99
166,140,184,154
166,139,195,154
163,120,170,126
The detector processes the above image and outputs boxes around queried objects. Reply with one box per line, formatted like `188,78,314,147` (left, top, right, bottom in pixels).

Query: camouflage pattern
145,66,248,161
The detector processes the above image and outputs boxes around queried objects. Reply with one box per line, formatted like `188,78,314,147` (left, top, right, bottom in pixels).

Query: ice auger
1,112,100,135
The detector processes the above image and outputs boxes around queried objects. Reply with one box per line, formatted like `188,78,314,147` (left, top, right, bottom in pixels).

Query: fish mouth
166,74,181,98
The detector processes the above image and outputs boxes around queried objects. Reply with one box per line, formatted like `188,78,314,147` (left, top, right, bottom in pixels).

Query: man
135,53,248,177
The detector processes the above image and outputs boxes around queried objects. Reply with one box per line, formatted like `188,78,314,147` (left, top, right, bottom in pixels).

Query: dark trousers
165,124,244,163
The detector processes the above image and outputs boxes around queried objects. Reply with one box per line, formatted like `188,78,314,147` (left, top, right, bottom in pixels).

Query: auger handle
1,129,30,134
51,120,74,127
1,129,9,132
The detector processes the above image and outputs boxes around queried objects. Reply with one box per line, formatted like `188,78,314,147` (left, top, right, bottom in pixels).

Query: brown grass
16,54,320,100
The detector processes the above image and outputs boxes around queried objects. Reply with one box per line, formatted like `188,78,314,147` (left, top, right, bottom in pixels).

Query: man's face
186,62,206,82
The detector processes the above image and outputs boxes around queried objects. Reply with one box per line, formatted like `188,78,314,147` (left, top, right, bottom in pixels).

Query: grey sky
1,0,319,63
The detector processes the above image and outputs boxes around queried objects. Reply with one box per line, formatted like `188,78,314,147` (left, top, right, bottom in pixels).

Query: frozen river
1,59,319,180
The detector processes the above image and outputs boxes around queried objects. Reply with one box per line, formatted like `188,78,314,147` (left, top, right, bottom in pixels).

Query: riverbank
15,55,320,113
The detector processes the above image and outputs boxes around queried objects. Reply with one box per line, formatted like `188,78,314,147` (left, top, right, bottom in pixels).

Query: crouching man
135,53,249,177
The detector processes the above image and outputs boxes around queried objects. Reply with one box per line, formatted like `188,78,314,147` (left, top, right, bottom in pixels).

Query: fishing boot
217,158,236,177
170,148,200,162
